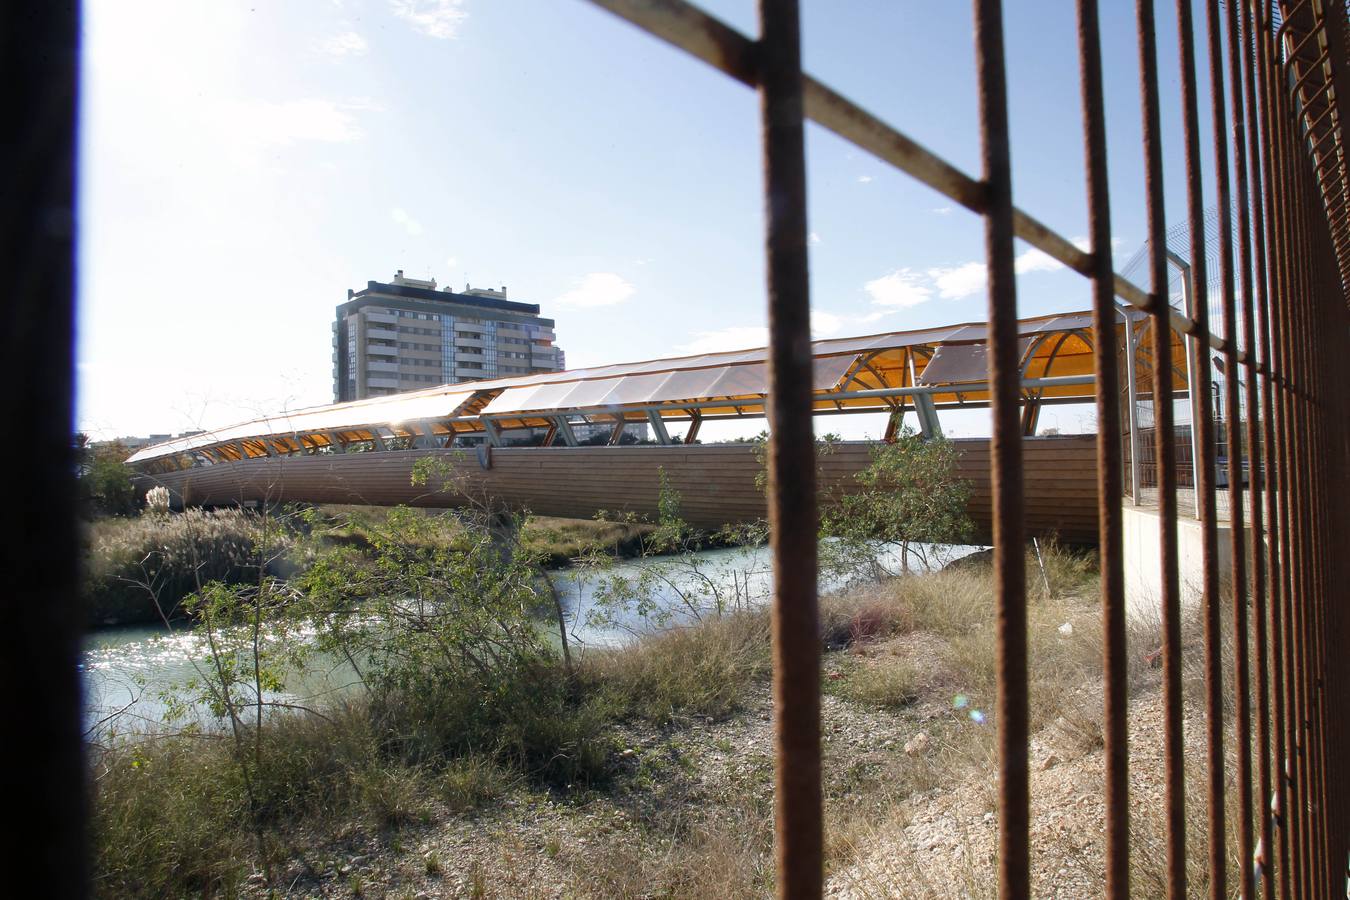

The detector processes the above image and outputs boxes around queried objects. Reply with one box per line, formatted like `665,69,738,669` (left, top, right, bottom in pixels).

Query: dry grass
576,612,771,724
83,508,286,625
310,506,656,566
521,515,655,565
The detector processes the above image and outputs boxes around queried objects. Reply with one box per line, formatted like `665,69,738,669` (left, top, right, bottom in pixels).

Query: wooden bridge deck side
136,435,1099,544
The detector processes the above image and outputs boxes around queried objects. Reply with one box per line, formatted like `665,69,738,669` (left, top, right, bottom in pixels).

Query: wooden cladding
138,435,1099,545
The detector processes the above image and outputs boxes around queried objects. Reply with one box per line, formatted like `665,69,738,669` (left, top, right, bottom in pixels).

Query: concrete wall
1123,504,1241,621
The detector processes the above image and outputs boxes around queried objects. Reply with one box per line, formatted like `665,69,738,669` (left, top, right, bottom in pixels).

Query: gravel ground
828,674,1213,900
239,645,1195,899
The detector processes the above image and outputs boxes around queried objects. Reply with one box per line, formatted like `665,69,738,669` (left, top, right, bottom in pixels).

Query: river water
82,541,978,739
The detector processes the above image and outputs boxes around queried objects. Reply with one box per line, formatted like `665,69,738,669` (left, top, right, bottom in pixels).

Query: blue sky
78,0,1226,441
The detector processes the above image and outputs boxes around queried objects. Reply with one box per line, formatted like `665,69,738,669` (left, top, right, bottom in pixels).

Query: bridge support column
553,416,579,447
646,409,672,444
683,410,702,444
913,393,943,439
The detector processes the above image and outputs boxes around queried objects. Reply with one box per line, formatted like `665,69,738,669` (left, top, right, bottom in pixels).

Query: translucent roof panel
126,387,479,463
128,308,1174,466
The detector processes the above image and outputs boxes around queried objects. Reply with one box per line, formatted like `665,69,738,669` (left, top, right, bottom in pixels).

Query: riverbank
81,506,660,627
89,542,1239,898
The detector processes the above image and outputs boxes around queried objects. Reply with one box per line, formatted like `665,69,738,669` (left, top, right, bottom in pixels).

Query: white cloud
932,206,954,215
445,255,459,269
811,311,844,336
677,326,768,355
553,272,635,309
677,312,849,355
317,30,368,56
864,268,932,308
808,231,822,245
925,245,1069,300
857,175,874,184
389,0,468,39
1013,246,1063,274
927,261,987,299
391,207,424,236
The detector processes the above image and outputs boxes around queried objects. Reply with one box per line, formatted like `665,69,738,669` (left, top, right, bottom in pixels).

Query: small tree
823,427,974,576
76,435,138,517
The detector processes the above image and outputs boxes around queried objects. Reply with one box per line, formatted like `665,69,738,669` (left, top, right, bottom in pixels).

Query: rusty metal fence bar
756,2,823,895
1134,1,1193,893
1222,1,1260,896
599,1,1350,897
1075,1,1129,895
1173,0,1228,895
1204,0,1253,893
970,2,1031,895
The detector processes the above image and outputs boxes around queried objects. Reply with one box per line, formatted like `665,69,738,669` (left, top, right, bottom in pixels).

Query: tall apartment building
333,270,566,402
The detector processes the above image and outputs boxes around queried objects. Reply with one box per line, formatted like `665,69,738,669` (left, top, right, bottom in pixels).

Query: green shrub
76,438,139,518
822,428,975,577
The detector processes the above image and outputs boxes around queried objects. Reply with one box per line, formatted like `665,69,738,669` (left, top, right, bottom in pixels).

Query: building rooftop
347,270,541,315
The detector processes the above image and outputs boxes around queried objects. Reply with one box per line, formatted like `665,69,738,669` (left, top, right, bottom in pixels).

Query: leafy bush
823,427,974,576
300,506,612,785
76,437,139,517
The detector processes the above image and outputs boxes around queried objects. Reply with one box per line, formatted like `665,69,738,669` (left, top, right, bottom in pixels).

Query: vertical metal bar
755,2,821,896
1137,1,1187,894
1250,5,1293,895
1295,165,1320,900
1231,2,1275,895
1205,1,1254,895
1270,49,1313,898
971,2,1028,895
1171,1,1226,891
1265,32,1304,893
1170,254,1204,515
1306,161,1332,900
1124,308,1143,505
1076,1,1127,892
1,1,86,895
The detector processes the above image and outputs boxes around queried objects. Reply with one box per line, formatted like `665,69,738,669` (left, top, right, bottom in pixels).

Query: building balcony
366,376,399,389
364,311,397,325
366,343,398,357
366,360,399,373
367,327,398,341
